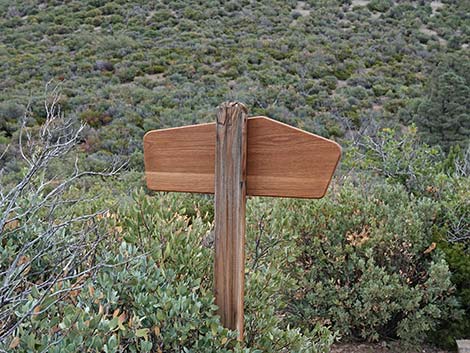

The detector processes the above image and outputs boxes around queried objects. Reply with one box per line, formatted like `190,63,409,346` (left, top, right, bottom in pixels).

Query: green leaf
135,328,149,338
31,286,40,299
141,340,152,352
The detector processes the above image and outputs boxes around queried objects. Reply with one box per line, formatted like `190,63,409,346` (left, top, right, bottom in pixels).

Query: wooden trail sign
143,102,341,340
144,116,341,198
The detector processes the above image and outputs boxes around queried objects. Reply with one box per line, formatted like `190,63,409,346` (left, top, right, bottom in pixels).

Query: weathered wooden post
214,102,248,338
143,101,341,340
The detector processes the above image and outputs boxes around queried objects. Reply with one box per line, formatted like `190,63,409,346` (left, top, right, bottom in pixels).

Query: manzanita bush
1,189,335,353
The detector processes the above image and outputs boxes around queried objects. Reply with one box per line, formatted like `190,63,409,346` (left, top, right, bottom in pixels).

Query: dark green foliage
275,183,459,344
347,128,470,347
0,102,24,135
433,242,470,349
415,53,470,152
430,175,470,349
368,0,393,13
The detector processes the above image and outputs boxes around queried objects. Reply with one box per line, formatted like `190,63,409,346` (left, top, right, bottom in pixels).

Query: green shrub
279,182,459,344
2,190,334,352
0,103,124,349
344,129,470,346
80,109,113,128
368,0,393,12
0,102,24,135
414,53,470,152
350,126,445,195
322,75,338,91
430,174,470,348
25,243,239,353
372,84,389,96
433,241,470,348
116,66,141,83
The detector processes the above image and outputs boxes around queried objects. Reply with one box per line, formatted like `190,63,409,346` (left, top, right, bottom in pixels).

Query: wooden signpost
144,102,341,340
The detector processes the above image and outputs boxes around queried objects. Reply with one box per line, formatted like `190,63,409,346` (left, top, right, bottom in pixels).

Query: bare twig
0,82,126,342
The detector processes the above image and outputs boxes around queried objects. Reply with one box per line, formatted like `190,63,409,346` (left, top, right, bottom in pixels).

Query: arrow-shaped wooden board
144,116,341,198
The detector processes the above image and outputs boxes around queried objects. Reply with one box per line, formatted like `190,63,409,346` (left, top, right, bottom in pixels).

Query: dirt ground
331,343,451,353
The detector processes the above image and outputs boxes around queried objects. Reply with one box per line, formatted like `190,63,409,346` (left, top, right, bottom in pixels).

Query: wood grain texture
144,122,215,193
247,117,341,198
213,102,247,340
143,117,341,198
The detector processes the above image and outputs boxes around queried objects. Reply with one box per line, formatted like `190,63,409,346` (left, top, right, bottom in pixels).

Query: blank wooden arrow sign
144,117,341,198
143,102,341,340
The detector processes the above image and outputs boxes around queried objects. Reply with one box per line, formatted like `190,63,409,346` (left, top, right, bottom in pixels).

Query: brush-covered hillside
0,1,469,352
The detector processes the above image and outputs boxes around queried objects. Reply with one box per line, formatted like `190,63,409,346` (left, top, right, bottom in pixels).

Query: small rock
201,229,215,248
457,340,470,353
94,60,114,72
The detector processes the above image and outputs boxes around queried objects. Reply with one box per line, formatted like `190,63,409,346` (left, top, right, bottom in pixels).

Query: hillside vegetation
0,0,469,352
1,0,468,154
